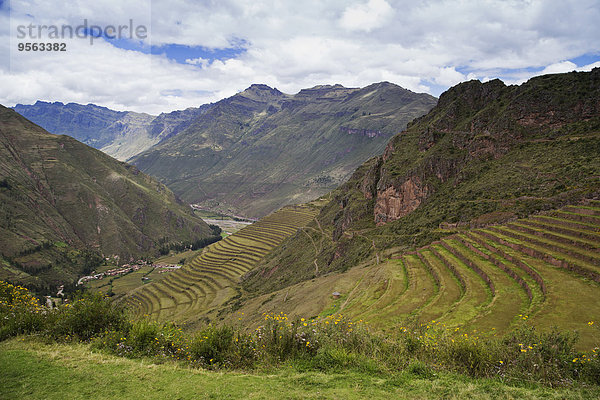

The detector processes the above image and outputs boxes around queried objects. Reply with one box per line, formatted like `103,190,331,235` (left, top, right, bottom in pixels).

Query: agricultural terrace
122,205,318,322
331,201,600,348
223,201,600,350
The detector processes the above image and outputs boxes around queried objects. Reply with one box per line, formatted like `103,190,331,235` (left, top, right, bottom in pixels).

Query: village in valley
77,261,182,286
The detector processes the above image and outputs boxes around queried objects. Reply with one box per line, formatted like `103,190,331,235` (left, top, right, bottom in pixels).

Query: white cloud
1,0,599,113
339,0,394,32
434,67,467,87
185,57,210,68
539,61,577,75
578,61,600,71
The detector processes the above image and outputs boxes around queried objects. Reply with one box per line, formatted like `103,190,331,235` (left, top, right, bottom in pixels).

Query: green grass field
2,338,598,400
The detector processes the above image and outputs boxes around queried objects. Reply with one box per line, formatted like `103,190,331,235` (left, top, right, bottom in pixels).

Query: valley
0,105,216,294
4,2,600,397
16,83,437,219
2,68,600,396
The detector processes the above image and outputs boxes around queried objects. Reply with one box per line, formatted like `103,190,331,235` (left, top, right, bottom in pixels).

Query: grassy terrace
219,201,600,350
112,200,599,348
121,205,318,323
347,201,600,348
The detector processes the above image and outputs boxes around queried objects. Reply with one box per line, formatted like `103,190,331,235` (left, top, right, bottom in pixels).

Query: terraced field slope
122,205,318,323
222,201,600,349
242,68,600,305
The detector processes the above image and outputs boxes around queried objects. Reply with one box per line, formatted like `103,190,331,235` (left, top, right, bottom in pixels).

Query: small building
332,291,341,299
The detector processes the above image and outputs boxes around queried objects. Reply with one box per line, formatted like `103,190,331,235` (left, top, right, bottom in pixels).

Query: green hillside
131,83,437,218
243,69,600,298
92,70,600,347
188,200,598,350
141,69,600,348
0,105,215,293
3,70,600,396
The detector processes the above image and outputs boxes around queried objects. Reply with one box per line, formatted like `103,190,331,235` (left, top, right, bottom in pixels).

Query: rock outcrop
374,177,430,225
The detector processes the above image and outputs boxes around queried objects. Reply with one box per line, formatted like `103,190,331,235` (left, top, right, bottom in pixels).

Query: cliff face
365,68,600,227
374,177,430,225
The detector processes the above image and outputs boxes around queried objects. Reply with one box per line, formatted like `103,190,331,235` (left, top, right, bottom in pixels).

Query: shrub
126,319,163,355
443,333,492,376
93,319,187,360
189,325,235,366
46,292,129,341
497,326,581,384
254,313,315,362
0,281,45,340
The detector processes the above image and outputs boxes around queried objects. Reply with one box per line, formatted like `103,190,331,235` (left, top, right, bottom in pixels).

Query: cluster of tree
0,177,11,189
15,241,54,257
1,247,103,298
157,225,222,256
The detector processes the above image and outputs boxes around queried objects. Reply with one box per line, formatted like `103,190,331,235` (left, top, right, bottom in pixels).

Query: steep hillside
243,69,600,297
131,83,437,217
12,102,208,161
0,105,214,293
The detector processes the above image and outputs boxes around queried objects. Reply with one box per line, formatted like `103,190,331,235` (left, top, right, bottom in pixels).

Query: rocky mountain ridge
12,101,209,161
131,82,437,217
370,69,600,226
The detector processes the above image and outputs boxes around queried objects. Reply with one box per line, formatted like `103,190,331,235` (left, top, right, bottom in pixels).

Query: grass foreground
2,338,600,400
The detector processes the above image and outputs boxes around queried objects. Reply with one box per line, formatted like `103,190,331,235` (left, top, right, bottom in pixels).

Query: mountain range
3,69,600,349
12,101,208,162
15,83,437,218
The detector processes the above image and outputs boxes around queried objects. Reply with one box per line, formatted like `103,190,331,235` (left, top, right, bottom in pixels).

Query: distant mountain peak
247,83,278,91
33,100,61,106
370,81,398,89
238,84,285,101
11,101,192,161
296,84,359,98
308,84,348,90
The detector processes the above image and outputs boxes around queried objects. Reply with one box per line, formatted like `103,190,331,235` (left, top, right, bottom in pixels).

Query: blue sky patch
105,36,247,66
150,43,246,65
569,52,600,67
455,51,600,85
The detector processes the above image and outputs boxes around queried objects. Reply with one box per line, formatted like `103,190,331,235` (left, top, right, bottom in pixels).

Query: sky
1,0,599,115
